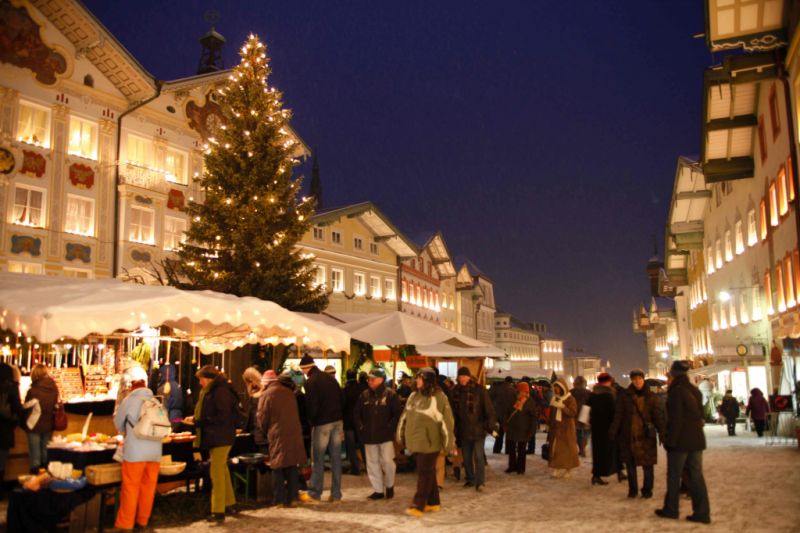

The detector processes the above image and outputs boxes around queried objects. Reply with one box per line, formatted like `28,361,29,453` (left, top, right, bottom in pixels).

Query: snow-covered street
163,425,800,532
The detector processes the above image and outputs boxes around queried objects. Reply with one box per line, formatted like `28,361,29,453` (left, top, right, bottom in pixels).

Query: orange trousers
115,461,160,529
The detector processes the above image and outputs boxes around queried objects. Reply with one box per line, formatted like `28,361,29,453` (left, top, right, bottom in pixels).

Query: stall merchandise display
49,367,84,400
82,365,108,395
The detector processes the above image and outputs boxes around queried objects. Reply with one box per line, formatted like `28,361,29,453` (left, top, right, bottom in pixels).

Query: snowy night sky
83,0,714,373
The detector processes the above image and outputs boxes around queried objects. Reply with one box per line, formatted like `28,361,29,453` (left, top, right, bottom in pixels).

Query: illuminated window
719,302,728,329
331,268,343,292
127,134,153,167
747,209,758,246
163,216,187,251
778,167,789,216
129,206,154,244
715,239,723,269
68,116,98,160
8,261,43,275
314,265,326,288
734,220,744,255
752,285,763,322
788,157,795,201
758,115,767,163
777,262,786,312
370,276,381,298
65,195,94,236
63,267,92,278
785,255,796,308
165,148,188,185
353,272,365,295
384,278,396,300
760,199,768,240
769,182,779,226
12,185,45,228
739,291,749,325
765,270,775,316
401,280,408,302
706,245,715,274
728,298,737,328
416,285,421,306
17,101,50,147
724,230,733,262
769,84,780,140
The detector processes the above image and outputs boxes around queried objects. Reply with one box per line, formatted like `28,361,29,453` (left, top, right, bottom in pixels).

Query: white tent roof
416,342,506,359
0,273,349,355
487,365,550,380
338,311,486,347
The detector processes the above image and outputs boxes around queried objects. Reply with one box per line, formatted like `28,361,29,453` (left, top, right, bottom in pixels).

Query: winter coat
587,384,617,476
354,384,402,445
258,379,307,469
746,389,769,421
664,374,706,452
504,396,538,443
196,377,239,450
303,366,343,427
450,380,496,442
342,380,362,431
490,381,517,426
157,364,183,421
547,394,580,470
0,369,22,449
397,390,455,454
609,385,666,466
570,385,590,429
24,376,58,434
719,395,740,421
246,395,267,446
114,387,163,462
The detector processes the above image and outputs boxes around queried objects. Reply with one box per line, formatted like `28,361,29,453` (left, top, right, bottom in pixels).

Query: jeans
493,427,505,453
309,420,343,500
27,431,52,472
461,437,486,486
365,442,396,492
412,452,440,511
663,450,710,519
272,466,299,506
507,440,527,473
344,429,361,474
626,458,654,495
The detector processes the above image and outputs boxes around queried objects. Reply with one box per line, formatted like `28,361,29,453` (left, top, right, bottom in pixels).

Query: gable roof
419,232,456,278
454,256,493,283
310,202,418,258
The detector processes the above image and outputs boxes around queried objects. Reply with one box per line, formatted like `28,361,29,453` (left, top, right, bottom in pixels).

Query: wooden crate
86,463,122,485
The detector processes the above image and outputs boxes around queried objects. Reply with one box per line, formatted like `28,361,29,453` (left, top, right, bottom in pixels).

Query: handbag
633,399,656,439
52,400,68,431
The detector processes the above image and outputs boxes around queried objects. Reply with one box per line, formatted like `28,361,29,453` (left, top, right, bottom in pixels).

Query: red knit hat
597,372,612,384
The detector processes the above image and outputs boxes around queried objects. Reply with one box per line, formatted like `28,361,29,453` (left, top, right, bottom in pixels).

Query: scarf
550,390,572,422
513,382,530,411
193,382,212,448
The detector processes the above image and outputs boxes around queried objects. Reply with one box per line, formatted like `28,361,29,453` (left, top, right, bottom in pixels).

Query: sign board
404,355,427,368
373,349,392,362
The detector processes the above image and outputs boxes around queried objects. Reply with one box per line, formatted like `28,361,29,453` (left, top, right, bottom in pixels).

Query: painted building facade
494,312,541,362
400,233,457,330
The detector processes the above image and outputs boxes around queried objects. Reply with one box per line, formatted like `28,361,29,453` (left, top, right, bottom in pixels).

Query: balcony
118,162,171,194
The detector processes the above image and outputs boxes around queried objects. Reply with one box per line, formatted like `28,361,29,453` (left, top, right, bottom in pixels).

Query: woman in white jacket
113,367,163,531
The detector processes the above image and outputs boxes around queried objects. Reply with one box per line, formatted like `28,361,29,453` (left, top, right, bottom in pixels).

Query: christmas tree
169,34,328,312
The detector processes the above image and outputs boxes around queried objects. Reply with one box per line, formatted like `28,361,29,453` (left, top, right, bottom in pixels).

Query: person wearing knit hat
298,353,344,504
450,365,496,492
324,365,337,377
656,359,710,524
355,365,402,501
586,372,617,485
261,370,278,386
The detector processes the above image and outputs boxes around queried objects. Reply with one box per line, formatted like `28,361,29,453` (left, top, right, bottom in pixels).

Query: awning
338,311,485,347
688,362,739,376
0,273,350,355
416,342,506,359
487,365,549,380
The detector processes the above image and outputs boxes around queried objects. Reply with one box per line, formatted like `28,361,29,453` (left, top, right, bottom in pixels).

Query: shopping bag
24,399,41,430
578,405,591,426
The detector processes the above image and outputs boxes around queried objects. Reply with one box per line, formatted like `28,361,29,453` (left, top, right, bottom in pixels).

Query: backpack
129,395,172,441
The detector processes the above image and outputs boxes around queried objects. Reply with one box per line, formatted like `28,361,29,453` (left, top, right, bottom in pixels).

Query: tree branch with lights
168,34,328,313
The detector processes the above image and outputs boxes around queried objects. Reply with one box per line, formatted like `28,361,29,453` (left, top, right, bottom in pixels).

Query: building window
715,238,723,269
728,298,737,328
370,276,381,298
739,291,749,325
747,209,758,246
416,285,421,306
8,261,42,275
770,181,779,226
63,267,92,279
68,116,98,160
331,231,342,245
769,84,780,140
165,148,188,185
777,262,786,312
127,134,153,167
778,168,789,216
64,195,94,236
734,220,744,255
312,227,324,241
711,303,719,331
786,255,796,309
314,265,326,288
353,272,365,295
706,245,715,274
758,115,767,163
17,101,50,147
788,156,796,201
724,230,733,262
369,241,378,255
12,185,45,227
765,270,775,316
752,285,763,322
163,216,187,251
331,268,343,292
760,199,768,240
354,236,363,250
129,206,155,245
401,280,408,302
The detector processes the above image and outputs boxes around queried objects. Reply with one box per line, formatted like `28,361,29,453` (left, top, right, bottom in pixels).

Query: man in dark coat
570,376,590,457
719,389,739,436
490,377,517,454
342,369,363,475
655,360,711,524
587,372,616,485
299,354,344,503
258,371,308,507
450,367,496,492
609,369,666,498
354,367,402,500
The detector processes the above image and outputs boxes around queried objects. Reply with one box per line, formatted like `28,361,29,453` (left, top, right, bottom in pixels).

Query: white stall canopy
0,273,349,355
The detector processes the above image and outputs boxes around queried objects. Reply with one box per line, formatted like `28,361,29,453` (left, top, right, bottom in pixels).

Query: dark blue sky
84,0,713,373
